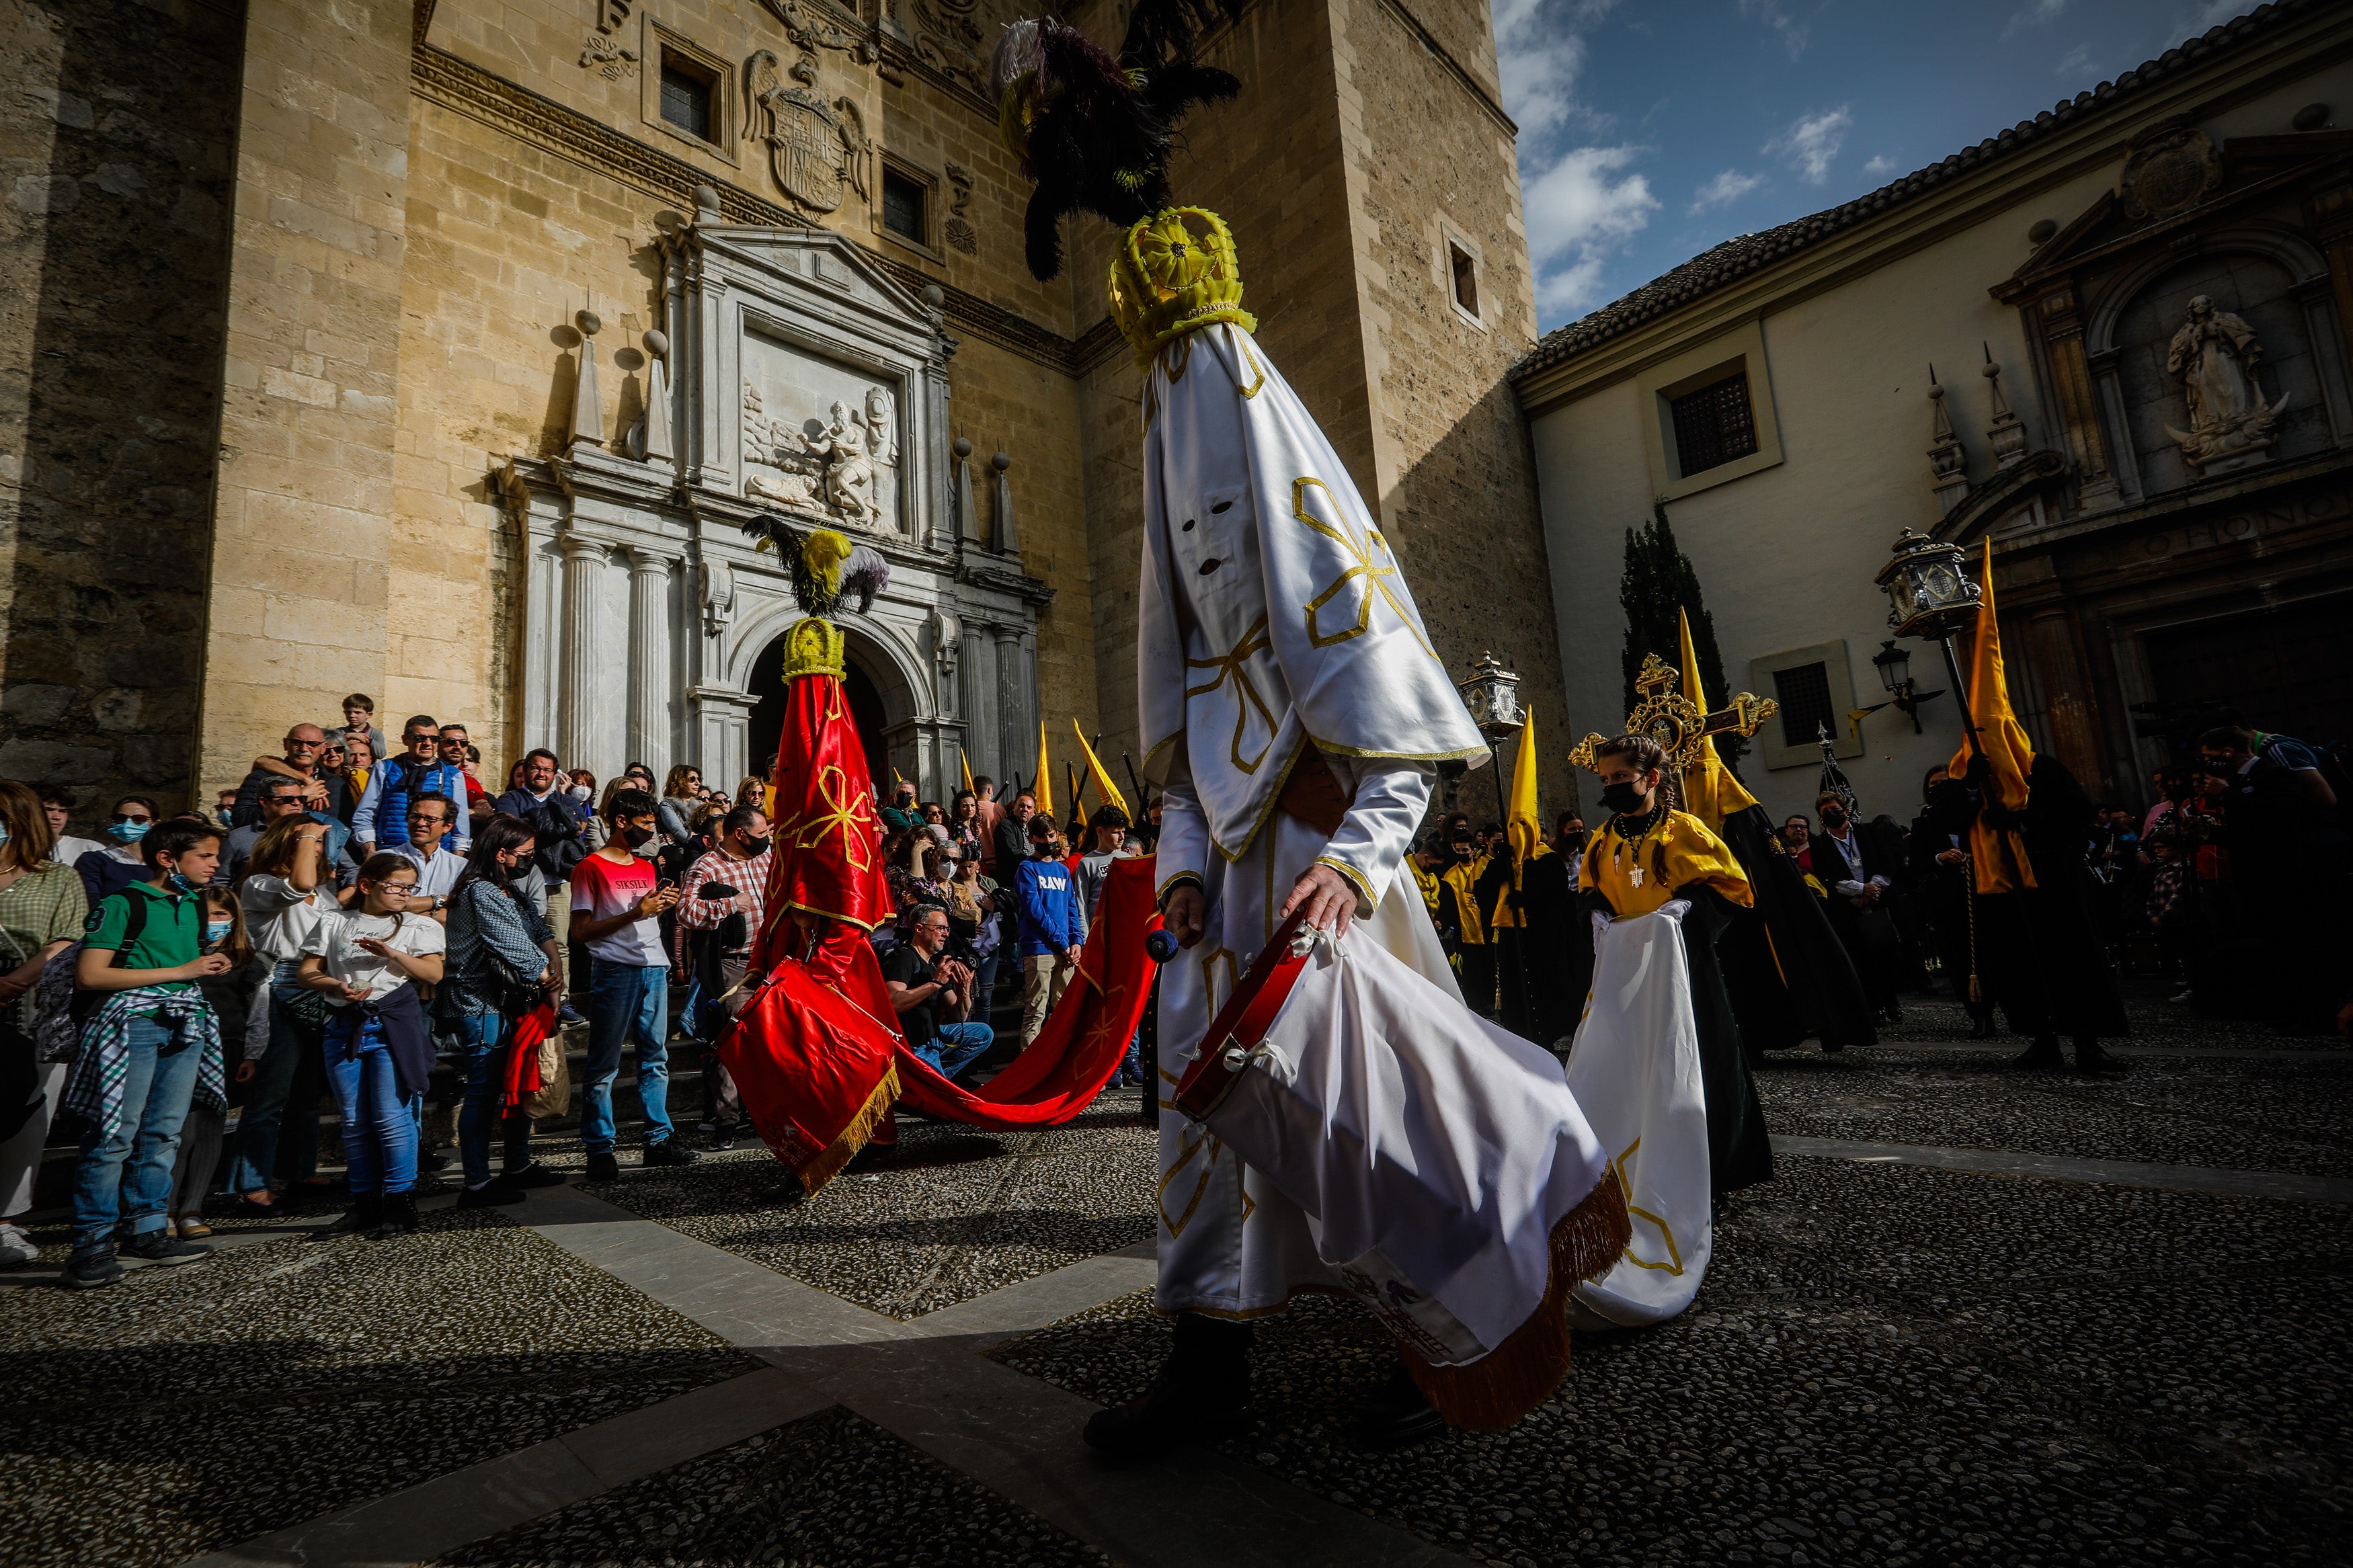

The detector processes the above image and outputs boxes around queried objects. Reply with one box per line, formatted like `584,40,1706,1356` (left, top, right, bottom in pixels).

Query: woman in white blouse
298,852,444,1239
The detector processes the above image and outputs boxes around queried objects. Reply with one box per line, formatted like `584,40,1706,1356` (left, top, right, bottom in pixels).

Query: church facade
0,0,1567,823
1517,1,2353,823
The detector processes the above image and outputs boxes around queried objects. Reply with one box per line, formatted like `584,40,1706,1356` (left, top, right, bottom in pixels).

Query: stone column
994,626,1026,790
560,536,608,774
2032,286,2120,511
195,0,411,790
627,548,673,772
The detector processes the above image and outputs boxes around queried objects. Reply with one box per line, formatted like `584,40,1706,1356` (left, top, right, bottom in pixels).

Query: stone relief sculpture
743,382,888,532
865,386,898,468
806,400,882,530
2162,294,2290,474
745,51,871,216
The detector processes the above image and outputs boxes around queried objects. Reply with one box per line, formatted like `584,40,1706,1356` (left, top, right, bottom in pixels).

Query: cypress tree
1618,504,1746,772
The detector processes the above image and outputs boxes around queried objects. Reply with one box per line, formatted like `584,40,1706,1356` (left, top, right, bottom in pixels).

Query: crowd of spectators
1,716,1171,1283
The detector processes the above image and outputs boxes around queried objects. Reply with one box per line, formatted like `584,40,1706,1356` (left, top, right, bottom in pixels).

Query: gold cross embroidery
1293,477,1435,659
781,763,879,872
1183,613,1279,775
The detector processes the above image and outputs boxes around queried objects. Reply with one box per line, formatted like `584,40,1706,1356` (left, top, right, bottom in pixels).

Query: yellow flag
1946,542,2038,893
1505,707,1544,890
1677,608,1758,832
1035,720,1053,818
961,749,974,795
1072,720,1129,817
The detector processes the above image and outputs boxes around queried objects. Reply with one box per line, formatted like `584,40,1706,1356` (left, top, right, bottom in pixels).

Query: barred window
883,169,927,243
1772,661,1834,750
660,57,714,141
1669,371,1759,477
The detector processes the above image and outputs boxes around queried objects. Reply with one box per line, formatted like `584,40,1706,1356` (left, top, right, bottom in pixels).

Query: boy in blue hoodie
1014,817,1085,1045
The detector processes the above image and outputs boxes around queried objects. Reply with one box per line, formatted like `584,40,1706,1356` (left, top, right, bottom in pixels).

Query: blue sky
1502,0,2270,333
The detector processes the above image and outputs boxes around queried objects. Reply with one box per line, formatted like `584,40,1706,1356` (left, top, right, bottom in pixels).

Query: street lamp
1867,637,1946,734
1874,528,1984,755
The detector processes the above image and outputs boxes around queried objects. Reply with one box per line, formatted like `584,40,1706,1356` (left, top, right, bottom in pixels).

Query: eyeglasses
405,733,438,747
283,738,321,750
408,812,448,825
263,794,306,808
376,882,417,897
109,812,153,825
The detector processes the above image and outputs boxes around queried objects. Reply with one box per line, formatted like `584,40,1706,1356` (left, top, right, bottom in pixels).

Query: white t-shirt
52,835,106,869
304,908,445,1005
239,874,340,963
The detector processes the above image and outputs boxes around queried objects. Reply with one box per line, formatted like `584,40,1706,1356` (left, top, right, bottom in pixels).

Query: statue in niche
804,400,882,530
2162,294,2291,472
865,385,898,468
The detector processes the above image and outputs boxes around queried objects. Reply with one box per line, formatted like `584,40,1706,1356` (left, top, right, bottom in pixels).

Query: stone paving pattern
4,1210,754,1568
6,993,2348,1567
432,1407,1113,1568
573,1109,1160,1319
996,1157,2351,1567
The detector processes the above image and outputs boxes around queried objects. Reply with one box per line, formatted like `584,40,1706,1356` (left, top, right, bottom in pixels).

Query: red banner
756,669,891,956
721,921,902,1192
894,854,1160,1128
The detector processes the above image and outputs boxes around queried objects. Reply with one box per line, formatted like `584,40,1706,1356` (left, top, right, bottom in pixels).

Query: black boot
313,1193,383,1240
1082,1313,1252,1458
1966,1006,1997,1040
1347,1361,1446,1451
2073,1037,2128,1073
2010,1034,2066,1071
370,1192,420,1239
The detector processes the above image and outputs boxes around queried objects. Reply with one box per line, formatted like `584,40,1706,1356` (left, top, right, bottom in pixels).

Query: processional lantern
1458,651,1525,743
1874,528,1985,754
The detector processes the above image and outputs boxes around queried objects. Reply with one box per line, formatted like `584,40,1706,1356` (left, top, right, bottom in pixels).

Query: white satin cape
1564,905,1715,1327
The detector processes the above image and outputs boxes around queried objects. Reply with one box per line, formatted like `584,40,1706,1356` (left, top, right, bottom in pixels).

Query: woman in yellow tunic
1579,735,1776,1194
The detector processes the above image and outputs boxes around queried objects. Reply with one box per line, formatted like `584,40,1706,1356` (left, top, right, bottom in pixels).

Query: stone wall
0,0,242,821
194,0,414,798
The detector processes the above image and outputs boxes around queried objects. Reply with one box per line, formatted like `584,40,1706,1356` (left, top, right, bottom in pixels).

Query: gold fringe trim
1399,1175,1632,1434
795,1062,900,1199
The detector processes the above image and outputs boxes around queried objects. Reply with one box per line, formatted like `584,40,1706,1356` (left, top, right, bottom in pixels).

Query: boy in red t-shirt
569,788,694,1182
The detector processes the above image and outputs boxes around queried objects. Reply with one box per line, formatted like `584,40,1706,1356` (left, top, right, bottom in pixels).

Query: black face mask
1564,829,1589,852
1820,808,1847,829
622,824,655,850
1599,781,1647,816
740,834,772,857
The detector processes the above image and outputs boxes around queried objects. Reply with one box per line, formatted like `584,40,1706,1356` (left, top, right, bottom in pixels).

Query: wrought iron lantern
1874,528,1983,640
1870,638,1912,697
1457,651,1525,742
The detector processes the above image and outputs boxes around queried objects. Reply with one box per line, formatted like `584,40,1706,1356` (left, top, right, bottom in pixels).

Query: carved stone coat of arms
746,51,869,215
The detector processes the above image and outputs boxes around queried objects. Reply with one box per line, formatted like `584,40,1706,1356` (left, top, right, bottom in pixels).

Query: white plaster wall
1530,69,2351,828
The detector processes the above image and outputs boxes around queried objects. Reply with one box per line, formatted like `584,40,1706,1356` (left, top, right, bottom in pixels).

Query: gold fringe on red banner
797,1063,901,1198
1399,1176,1634,1433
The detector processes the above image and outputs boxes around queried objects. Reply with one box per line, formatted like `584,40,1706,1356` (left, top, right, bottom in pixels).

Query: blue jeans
455,1008,535,1188
71,1014,204,1251
583,959,672,1154
325,1015,422,1196
917,1021,992,1082
227,968,325,1196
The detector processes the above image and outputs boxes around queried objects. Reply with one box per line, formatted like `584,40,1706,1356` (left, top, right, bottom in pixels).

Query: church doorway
2140,589,2353,756
746,630,889,788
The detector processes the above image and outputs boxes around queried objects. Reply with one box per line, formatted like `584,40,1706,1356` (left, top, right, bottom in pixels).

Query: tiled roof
1512,0,2321,384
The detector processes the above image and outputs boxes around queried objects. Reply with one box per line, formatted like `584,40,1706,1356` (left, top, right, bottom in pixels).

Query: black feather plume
1119,0,1250,72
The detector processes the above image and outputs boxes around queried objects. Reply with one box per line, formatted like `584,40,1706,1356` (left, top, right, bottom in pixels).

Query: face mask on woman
110,818,151,845
1599,780,1647,816
570,784,592,800
204,918,233,947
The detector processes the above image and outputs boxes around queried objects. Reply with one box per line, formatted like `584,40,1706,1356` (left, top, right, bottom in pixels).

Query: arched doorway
746,629,890,787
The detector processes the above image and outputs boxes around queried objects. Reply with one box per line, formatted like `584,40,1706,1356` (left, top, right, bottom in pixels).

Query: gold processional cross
1568,653,1780,882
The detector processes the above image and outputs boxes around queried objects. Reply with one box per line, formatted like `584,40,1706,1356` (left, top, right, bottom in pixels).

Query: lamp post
1874,528,1985,758
1456,652,1527,1028
1456,651,1526,819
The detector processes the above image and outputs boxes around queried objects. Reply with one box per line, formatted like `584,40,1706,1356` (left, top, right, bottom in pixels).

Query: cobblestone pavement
431,1407,1113,1568
4,993,2344,1567
3,1210,753,1567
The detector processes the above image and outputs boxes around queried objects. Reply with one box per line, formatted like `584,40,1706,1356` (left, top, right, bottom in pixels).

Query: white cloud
1524,145,1660,313
1689,169,1764,215
1765,106,1852,185
1739,0,1812,60
1863,153,1898,178
1999,0,2067,43
1500,0,1661,320
2055,41,2095,77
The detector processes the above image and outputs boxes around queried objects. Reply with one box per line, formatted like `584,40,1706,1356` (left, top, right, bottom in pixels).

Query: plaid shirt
678,846,770,956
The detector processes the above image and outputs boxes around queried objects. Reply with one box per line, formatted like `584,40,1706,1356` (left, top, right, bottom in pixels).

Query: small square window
1771,661,1833,750
660,55,714,141
883,169,927,243
1669,370,1759,478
